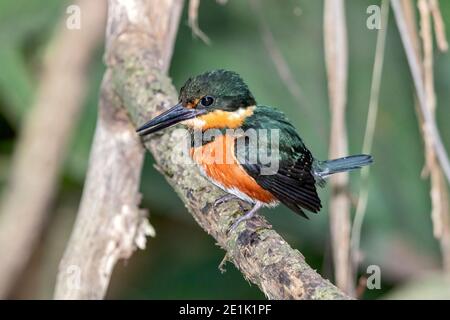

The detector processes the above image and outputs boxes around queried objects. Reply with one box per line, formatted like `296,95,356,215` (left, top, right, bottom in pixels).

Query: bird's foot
213,194,238,207
228,202,263,234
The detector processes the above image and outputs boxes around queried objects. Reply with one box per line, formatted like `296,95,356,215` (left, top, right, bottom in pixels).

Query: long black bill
136,103,205,136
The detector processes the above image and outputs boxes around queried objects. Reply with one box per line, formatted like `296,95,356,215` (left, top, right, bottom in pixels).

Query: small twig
218,253,229,273
248,0,325,141
392,0,450,185
188,0,211,44
323,0,354,296
428,0,448,52
351,0,389,272
418,0,450,273
401,0,421,56
249,0,306,111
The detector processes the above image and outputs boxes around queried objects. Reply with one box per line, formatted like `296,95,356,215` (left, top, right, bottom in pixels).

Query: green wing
236,106,322,218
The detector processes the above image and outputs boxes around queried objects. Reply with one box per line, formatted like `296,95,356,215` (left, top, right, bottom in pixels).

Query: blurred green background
0,0,450,299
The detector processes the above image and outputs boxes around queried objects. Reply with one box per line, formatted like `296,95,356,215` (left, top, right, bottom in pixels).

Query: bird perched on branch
137,70,372,231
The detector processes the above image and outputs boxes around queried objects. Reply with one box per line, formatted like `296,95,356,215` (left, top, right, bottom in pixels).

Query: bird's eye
200,95,214,107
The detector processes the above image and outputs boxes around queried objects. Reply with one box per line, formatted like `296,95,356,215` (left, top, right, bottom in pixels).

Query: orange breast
190,134,276,204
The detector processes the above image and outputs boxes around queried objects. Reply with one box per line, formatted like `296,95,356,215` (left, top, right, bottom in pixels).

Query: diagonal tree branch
55,0,350,299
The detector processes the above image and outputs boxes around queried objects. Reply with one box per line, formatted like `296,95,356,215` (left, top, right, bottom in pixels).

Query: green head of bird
136,69,257,135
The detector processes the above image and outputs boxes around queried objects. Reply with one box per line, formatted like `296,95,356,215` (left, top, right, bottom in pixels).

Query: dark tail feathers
314,154,373,178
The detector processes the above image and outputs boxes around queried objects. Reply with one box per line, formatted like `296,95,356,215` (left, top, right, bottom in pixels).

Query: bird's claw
227,202,262,234
213,194,237,207
228,215,250,233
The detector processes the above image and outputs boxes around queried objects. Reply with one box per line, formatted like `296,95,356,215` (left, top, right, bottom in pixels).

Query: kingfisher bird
137,70,373,231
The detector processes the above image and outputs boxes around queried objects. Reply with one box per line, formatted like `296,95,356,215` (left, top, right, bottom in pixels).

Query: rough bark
55,0,350,300
53,75,152,299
